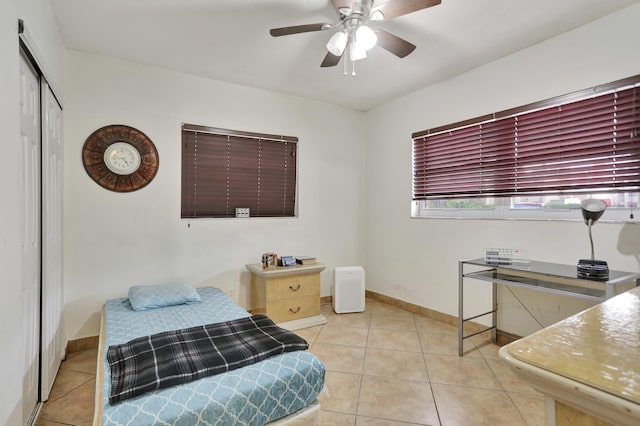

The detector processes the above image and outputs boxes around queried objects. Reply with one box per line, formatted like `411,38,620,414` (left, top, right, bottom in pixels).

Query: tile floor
36,298,544,426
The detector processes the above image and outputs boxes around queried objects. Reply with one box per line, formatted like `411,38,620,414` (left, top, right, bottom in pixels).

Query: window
181,124,297,218
412,75,640,220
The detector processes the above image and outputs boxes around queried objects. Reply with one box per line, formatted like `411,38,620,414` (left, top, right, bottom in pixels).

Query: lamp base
577,259,609,281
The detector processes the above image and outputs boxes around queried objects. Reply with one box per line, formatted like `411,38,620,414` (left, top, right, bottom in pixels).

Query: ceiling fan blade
320,51,343,67
373,0,441,21
331,0,355,13
269,23,330,37
374,29,416,58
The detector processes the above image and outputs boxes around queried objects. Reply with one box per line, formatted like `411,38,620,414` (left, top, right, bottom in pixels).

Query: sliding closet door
41,81,64,400
19,51,41,423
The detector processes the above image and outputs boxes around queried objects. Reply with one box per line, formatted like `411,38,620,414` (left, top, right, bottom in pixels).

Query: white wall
63,51,366,340
0,1,63,424
364,3,640,337
0,4,23,424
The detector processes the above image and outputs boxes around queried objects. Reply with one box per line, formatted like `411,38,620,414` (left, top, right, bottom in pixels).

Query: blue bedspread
101,287,325,425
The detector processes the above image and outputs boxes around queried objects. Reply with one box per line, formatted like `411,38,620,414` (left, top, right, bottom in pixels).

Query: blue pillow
128,283,202,311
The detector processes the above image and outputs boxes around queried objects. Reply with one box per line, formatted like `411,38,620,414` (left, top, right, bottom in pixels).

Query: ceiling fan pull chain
343,52,348,76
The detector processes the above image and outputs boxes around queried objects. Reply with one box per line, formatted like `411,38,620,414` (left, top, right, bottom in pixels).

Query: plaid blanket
107,314,308,403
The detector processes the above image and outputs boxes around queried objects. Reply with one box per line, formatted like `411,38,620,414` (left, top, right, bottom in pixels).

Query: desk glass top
463,258,640,285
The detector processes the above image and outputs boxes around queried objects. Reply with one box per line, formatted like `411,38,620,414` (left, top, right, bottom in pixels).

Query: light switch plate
235,207,250,218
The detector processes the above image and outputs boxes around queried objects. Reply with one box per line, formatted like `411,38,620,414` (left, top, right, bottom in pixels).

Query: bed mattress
98,287,325,425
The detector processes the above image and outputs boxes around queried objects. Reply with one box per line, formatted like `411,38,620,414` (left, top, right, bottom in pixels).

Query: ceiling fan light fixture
355,25,377,51
349,42,367,61
326,30,348,56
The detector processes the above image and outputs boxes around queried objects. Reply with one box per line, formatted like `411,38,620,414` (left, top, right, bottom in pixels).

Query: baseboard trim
363,290,521,344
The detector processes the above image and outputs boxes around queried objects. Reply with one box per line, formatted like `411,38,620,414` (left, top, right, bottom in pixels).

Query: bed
93,286,326,425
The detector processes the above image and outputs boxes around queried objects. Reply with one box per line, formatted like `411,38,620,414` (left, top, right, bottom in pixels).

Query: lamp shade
355,25,377,51
349,42,367,61
326,31,348,56
581,199,606,225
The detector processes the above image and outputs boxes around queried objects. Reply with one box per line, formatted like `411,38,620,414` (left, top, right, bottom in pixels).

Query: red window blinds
181,124,297,218
412,78,640,200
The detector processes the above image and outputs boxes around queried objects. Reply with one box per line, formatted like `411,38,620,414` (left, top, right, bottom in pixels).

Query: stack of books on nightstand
295,256,316,265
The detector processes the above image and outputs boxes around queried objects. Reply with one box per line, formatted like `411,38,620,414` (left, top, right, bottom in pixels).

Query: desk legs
458,261,464,357
459,261,499,356
492,271,498,344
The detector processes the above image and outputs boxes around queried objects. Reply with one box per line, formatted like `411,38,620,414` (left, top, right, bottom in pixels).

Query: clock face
104,142,142,175
82,124,159,192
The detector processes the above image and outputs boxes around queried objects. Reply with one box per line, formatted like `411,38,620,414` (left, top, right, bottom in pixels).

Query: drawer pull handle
289,284,301,291
289,306,301,314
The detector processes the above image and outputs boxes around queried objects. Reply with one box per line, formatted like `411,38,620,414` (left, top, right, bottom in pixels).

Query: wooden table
500,286,640,425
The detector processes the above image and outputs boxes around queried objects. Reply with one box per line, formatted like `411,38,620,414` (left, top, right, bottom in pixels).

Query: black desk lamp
577,199,609,280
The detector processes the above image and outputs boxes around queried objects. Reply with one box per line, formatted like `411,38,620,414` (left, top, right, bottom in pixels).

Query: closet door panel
19,52,41,423
41,81,64,400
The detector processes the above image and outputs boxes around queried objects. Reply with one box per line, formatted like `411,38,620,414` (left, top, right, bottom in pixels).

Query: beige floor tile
311,343,366,374
60,348,98,375
356,417,425,425
318,371,362,415
34,419,70,426
316,325,369,347
363,298,383,307
38,379,95,426
320,410,356,425
367,328,421,353
368,303,413,317
327,311,372,329
472,336,502,360
508,393,545,426
414,316,458,335
369,314,417,331
46,369,95,403
486,359,540,395
295,325,324,345
425,354,502,390
419,332,481,357
320,304,336,320
363,348,429,382
432,383,528,426
357,376,439,425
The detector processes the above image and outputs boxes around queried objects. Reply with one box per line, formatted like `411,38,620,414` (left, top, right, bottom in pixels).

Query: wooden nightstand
246,262,327,330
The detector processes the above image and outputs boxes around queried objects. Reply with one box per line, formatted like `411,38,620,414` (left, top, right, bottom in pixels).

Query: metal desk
458,258,640,356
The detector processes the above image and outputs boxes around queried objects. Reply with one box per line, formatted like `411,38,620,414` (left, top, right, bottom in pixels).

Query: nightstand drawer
267,295,320,323
266,273,320,301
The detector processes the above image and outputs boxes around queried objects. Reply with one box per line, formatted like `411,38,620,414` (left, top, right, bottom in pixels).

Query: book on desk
296,256,316,265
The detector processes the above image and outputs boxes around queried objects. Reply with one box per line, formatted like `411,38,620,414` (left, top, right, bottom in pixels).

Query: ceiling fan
269,0,442,75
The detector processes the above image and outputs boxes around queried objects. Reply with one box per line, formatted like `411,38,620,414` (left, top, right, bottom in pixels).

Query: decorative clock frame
82,124,159,192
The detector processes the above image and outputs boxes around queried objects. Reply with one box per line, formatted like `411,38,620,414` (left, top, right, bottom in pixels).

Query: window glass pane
414,193,637,220
510,193,638,210
423,198,495,209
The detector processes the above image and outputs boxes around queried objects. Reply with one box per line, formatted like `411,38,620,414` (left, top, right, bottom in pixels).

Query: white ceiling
49,0,640,111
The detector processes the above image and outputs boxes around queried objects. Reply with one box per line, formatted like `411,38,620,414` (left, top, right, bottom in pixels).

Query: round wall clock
82,124,159,192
